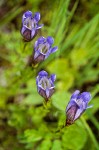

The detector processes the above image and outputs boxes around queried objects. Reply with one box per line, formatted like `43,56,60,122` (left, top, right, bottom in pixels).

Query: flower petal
22,28,31,41
21,26,26,34
50,74,56,82
46,88,50,98
34,50,40,59
51,46,58,53
36,24,44,29
87,105,93,109
66,100,77,112
78,92,92,103
34,12,40,22
36,76,39,86
34,41,38,49
44,51,50,59
24,10,32,17
31,29,36,39
34,54,45,63
39,88,46,99
37,36,46,44
22,11,32,23
71,90,80,99
46,36,54,45
74,108,84,121
66,105,78,125
38,70,48,77
66,90,80,112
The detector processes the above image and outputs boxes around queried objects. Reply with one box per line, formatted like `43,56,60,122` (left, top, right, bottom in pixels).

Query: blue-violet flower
66,90,92,126
21,10,43,41
36,70,56,100
33,36,58,64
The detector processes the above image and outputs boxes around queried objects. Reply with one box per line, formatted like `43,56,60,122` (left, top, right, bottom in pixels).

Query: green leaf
39,138,52,150
70,48,87,68
47,58,74,90
22,78,43,105
52,91,70,111
23,93,43,105
89,97,99,114
24,129,43,143
62,124,87,150
52,140,62,150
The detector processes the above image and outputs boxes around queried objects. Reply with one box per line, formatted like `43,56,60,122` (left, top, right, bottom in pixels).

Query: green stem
81,117,99,150
22,42,27,52
54,125,65,133
87,112,99,130
43,99,52,110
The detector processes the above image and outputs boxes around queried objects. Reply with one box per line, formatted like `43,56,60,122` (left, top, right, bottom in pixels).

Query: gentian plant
36,70,56,101
21,10,93,129
66,90,92,126
33,36,58,64
21,10,43,41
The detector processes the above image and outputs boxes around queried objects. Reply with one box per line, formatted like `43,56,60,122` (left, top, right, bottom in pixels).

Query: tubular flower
21,10,43,41
33,36,58,64
66,90,92,126
36,70,56,100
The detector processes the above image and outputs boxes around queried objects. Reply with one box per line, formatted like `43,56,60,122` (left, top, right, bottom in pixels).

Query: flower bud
66,90,92,126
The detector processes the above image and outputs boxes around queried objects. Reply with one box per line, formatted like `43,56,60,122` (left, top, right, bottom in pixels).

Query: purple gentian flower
33,36,58,64
66,90,92,126
36,70,56,101
21,10,43,41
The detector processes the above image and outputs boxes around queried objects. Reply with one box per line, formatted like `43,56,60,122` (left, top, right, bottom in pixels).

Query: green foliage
47,59,74,90
52,90,70,111
62,124,87,150
0,0,99,150
52,140,62,150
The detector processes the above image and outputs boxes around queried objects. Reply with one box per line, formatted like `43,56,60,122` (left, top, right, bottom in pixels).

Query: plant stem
81,117,99,150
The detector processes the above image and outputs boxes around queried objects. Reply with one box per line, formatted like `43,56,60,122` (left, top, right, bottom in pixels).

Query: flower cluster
21,10,93,126
21,10,58,99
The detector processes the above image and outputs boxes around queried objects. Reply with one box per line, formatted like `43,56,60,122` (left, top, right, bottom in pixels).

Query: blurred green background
0,0,99,150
